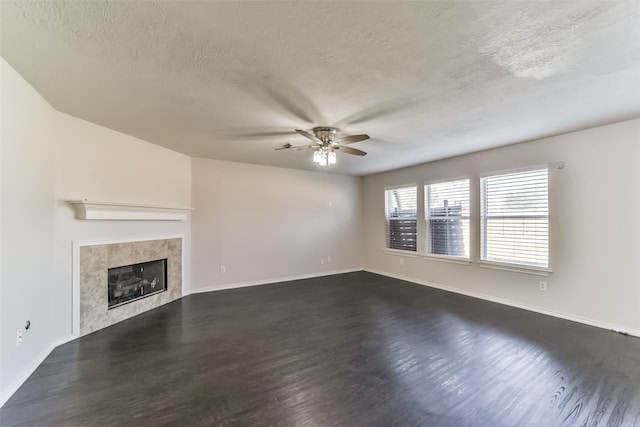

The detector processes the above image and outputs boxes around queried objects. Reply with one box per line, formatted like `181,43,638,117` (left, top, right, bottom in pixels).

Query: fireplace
75,237,183,336
108,259,167,308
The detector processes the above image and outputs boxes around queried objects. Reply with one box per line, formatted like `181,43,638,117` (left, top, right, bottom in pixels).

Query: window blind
425,179,470,258
385,186,417,251
481,168,549,268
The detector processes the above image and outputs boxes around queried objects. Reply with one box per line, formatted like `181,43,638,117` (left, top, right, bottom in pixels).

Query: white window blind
384,186,417,251
425,179,470,258
481,168,549,268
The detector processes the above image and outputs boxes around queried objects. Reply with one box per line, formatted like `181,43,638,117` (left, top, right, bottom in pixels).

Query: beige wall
1,58,192,404
363,118,640,335
191,158,363,291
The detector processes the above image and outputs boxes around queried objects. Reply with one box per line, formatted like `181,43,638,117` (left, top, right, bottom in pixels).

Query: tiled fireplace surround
75,237,183,336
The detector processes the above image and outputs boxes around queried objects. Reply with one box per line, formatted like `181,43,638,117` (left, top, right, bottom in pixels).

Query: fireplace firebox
108,259,167,309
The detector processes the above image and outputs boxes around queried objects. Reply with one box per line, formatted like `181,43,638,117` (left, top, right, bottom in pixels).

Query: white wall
191,158,362,291
1,57,58,406
0,58,192,404
363,118,640,335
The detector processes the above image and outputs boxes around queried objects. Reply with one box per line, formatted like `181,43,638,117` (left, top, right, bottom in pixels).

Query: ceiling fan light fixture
313,146,336,167
278,126,369,166
328,150,337,165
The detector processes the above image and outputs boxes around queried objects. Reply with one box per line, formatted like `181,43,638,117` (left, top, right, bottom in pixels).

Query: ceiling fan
275,127,370,166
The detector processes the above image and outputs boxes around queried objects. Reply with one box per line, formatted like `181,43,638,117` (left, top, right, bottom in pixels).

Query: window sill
477,260,552,276
383,248,419,258
422,254,472,266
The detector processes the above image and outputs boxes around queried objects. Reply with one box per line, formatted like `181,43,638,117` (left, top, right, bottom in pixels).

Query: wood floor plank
1,272,639,426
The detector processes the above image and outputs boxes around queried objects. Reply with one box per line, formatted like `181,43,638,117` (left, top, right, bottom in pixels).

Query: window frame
424,177,471,262
479,165,551,273
384,184,418,253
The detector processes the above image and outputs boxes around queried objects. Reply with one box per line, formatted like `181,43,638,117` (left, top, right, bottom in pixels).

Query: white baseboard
0,334,76,408
188,268,363,295
364,268,640,338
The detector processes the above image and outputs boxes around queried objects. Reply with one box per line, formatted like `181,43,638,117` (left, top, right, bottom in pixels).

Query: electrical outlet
399,258,404,266
17,329,23,346
220,265,226,274
327,256,332,263
539,281,547,292
321,258,325,265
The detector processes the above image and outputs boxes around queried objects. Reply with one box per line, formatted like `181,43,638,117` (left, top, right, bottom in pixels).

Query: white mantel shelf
67,200,194,221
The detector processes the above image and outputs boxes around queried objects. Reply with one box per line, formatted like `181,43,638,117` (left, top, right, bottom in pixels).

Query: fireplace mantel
68,200,193,221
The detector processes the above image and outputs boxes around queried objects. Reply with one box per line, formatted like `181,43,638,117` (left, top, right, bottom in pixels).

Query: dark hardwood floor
2,272,640,426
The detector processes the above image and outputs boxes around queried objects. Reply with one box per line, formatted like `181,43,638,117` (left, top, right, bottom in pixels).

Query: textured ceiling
1,1,639,175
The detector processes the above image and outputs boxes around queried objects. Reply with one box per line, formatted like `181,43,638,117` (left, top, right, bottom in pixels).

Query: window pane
425,179,470,258
385,186,417,251
481,169,549,268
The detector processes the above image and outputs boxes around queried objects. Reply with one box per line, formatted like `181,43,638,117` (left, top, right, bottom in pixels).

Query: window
481,168,549,268
384,186,417,251
425,179,470,258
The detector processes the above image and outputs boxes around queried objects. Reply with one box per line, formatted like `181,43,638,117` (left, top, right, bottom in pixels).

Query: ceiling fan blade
337,146,367,156
275,143,315,150
335,134,370,145
239,131,296,138
295,129,322,145
337,98,420,127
